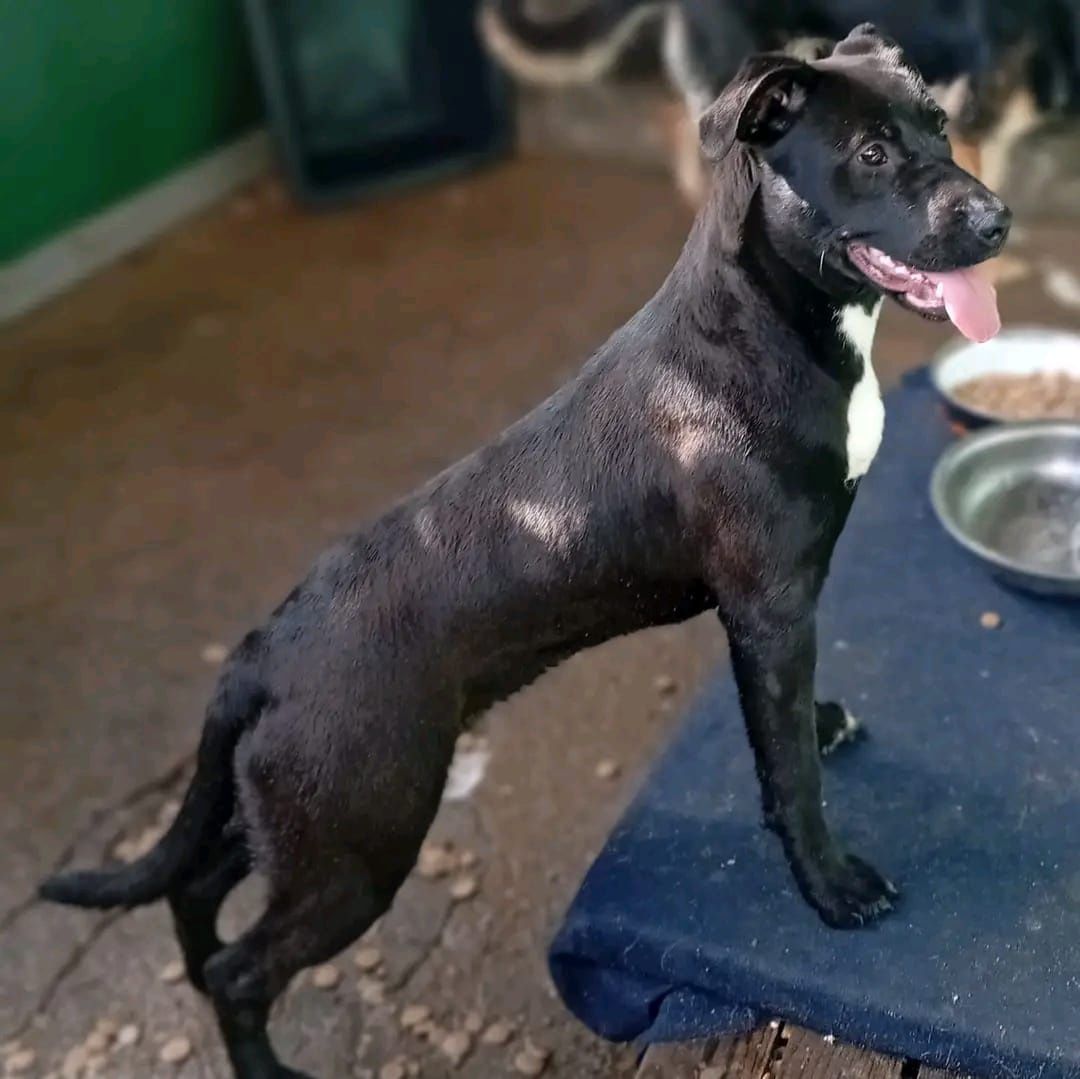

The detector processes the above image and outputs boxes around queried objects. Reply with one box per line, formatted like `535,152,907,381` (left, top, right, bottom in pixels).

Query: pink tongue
924,266,1001,343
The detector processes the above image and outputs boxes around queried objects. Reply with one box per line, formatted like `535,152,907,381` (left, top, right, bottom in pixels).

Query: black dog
42,25,1010,1078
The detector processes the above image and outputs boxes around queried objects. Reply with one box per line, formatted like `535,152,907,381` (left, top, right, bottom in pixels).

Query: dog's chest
836,302,884,483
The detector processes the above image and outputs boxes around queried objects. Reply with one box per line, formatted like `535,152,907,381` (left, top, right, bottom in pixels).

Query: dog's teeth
935,282,944,298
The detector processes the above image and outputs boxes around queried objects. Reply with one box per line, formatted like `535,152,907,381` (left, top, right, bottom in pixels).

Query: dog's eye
859,143,888,166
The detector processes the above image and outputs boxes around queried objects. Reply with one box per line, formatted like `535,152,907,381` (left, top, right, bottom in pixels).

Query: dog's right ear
699,54,817,161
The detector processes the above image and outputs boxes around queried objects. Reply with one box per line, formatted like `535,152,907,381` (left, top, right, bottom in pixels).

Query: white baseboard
1,129,272,324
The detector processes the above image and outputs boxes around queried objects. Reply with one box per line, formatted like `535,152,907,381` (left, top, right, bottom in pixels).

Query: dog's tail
479,0,666,86
39,666,265,910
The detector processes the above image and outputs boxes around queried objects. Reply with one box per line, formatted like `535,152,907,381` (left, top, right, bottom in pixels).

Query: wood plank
637,1039,716,1078
703,1024,786,1077
637,1024,784,1078
772,1025,903,1079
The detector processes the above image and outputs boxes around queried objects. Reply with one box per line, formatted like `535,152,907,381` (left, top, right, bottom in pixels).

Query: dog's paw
815,702,863,758
804,852,898,928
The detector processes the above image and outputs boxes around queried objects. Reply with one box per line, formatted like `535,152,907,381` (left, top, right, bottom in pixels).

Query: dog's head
699,23,1012,342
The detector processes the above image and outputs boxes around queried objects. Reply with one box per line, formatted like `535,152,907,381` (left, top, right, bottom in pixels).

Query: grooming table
550,372,1080,1078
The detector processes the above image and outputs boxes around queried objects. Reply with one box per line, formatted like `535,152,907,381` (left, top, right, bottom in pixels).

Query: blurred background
0,2,1077,1077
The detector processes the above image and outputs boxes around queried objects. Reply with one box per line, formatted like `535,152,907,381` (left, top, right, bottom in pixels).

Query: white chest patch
839,302,884,483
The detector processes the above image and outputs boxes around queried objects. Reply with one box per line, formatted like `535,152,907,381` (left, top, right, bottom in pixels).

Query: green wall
0,1,262,262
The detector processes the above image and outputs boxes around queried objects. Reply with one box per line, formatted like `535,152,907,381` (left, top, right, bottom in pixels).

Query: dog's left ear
699,54,817,161
831,22,905,63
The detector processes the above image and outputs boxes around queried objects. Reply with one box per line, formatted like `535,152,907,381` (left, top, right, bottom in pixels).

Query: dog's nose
965,193,1012,251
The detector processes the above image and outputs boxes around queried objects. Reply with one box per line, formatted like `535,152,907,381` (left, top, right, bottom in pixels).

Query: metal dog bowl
931,422,1080,597
931,327,1080,424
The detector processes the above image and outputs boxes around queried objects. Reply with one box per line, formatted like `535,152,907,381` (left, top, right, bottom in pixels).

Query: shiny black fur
41,27,1008,1079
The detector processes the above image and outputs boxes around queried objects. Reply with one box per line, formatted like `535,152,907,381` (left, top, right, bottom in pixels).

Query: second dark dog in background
481,0,1080,204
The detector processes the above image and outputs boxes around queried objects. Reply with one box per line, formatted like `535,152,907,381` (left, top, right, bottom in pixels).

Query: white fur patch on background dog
839,302,884,483
480,2,664,87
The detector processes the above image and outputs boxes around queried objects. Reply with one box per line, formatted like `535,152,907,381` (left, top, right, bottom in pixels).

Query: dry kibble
84,1030,110,1053
201,642,229,664
116,1025,140,1048
653,673,677,695
159,960,185,984
311,963,341,990
5,1049,36,1075
481,1019,515,1046
416,1020,444,1043
449,874,478,901
114,824,164,863
513,1040,550,1076
440,1030,473,1067
594,759,620,781
458,849,478,869
353,946,382,972
379,1061,407,1079
400,1004,431,1030
159,1036,192,1065
358,978,386,1005
417,842,456,879
62,1046,88,1079
463,1011,484,1034
980,610,1003,630
93,1019,118,1040
952,371,1080,421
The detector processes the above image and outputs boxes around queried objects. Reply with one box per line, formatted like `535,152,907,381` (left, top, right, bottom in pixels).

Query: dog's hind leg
202,856,400,1079
168,829,251,994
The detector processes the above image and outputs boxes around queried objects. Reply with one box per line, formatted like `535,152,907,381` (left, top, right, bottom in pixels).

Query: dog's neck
681,154,878,352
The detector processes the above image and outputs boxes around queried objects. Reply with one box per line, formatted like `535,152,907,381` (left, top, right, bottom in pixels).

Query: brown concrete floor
1,155,1077,1079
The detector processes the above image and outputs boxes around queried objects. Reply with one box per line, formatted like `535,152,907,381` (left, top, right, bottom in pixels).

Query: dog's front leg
727,610,897,928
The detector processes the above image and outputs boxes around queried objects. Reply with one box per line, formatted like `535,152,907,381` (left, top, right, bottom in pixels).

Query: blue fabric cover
549,372,1080,1078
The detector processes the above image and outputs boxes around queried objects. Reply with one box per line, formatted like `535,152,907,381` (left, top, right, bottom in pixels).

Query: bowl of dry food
931,328,1080,424
931,421,1080,596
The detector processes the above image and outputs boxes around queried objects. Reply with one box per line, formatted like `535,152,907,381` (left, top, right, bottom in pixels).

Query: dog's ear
831,22,904,63
699,54,816,161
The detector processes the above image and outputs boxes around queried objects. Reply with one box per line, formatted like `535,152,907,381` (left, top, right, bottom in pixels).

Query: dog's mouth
846,243,1000,343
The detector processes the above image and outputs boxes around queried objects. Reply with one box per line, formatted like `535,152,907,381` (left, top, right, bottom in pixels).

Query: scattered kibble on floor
513,1039,551,1076
594,758,620,780
5,1048,37,1075
440,1029,473,1067
116,1025,140,1048
400,1004,431,1030
653,673,677,695
980,610,1003,629
159,959,185,984
200,642,229,664
311,963,342,990
481,1018,516,1046
449,874,478,901
354,946,382,972
158,1035,192,1066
